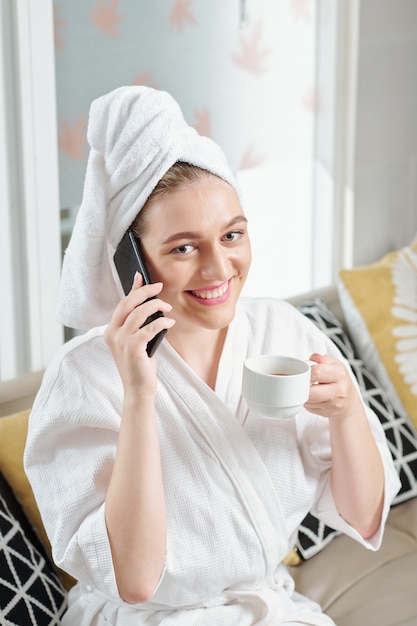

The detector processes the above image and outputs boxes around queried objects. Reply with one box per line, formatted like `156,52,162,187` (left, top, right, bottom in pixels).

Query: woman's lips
187,280,231,305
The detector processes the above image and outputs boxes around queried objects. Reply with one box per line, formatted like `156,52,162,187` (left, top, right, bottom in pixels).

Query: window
0,0,62,380
0,0,358,380
54,0,319,301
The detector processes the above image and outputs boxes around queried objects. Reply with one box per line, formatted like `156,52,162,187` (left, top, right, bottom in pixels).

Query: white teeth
192,283,228,299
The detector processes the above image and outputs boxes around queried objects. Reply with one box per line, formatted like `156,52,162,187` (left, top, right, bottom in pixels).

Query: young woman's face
140,175,252,334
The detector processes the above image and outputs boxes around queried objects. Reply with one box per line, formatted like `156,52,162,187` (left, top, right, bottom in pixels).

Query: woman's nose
199,246,229,280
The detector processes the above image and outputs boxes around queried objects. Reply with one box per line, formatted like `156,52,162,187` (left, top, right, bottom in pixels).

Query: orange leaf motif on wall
291,0,315,22
54,5,65,52
170,0,196,32
132,72,157,88
58,115,87,161
232,21,271,75
91,0,124,38
193,108,211,138
239,145,265,171
302,84,317,114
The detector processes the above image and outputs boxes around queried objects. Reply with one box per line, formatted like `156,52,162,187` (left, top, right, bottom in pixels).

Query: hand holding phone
113,229,167,356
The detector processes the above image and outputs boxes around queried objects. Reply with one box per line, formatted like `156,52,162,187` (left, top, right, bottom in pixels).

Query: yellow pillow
0,409,75,590
338,235,417,430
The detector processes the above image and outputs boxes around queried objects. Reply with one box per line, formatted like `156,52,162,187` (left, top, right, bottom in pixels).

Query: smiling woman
23,85,399,625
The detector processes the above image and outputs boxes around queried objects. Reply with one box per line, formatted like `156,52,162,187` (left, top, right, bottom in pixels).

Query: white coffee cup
242,355,314,419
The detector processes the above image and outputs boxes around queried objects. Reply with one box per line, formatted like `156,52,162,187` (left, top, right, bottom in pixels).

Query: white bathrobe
24,297,400,625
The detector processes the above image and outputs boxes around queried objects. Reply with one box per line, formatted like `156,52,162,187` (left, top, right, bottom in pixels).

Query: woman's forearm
105,394,166,604
329,401,384,539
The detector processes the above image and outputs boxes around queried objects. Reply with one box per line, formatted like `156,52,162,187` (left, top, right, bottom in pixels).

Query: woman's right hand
104,272,175,397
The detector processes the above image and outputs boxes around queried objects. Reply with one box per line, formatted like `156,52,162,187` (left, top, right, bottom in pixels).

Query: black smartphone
113,229,167,356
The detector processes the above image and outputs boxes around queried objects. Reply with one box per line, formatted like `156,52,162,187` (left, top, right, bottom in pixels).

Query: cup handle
305,359,319,386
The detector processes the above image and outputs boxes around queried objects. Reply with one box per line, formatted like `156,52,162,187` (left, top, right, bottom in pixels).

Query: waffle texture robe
24,297,400,625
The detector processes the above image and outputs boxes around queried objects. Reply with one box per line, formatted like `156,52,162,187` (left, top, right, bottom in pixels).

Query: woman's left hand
304,353,385,539
304,353,363,421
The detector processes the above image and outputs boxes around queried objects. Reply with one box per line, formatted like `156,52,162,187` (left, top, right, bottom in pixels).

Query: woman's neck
167,326,228,390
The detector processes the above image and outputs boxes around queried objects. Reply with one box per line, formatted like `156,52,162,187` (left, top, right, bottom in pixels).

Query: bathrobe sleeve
24,328,123,597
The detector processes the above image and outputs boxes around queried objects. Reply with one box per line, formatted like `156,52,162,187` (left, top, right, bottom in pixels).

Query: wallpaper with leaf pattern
54,0,316,210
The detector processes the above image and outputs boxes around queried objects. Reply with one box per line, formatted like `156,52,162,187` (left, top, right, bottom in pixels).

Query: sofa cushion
338,234,417,431
0,471,49,566
0,410,75,591
294,298,417,560
328,551,417,626
0,476,67,624
290,498,417,626
0,411,47,553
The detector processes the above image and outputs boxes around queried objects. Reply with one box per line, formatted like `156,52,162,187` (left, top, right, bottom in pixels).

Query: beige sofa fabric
290,454,417,626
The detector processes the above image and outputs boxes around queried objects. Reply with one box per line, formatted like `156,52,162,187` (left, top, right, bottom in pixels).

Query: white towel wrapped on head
56,86,239,330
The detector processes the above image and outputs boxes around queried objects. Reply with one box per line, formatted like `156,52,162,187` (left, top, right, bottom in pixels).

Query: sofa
1,281,416,625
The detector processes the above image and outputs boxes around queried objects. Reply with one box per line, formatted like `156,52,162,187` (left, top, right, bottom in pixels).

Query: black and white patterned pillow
0,478,67,625
295,298,417,560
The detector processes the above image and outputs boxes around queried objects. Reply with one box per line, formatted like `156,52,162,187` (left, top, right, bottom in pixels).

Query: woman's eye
224,230,243,242
172,243,194,255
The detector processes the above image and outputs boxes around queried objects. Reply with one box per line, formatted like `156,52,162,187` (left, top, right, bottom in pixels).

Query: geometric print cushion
295,298,417,561
0,492,67,625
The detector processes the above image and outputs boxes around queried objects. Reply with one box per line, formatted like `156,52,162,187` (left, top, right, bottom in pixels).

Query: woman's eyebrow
161,215,248,245
162,231,201,245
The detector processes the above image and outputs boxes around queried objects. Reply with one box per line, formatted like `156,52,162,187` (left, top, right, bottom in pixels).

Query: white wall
353,0,417,266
